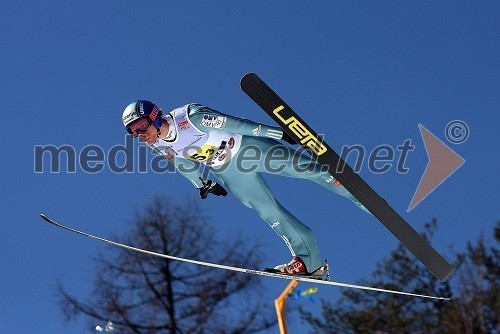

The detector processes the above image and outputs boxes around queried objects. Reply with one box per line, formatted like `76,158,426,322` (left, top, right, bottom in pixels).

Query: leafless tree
58,195,276,334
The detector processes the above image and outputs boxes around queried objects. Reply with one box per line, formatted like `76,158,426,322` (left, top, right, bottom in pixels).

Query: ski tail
240,73,454,282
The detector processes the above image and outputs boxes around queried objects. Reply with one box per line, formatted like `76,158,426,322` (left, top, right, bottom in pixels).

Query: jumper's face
128,118,156,144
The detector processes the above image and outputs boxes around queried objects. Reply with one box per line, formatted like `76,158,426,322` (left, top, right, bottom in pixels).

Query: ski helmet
122,100,163,134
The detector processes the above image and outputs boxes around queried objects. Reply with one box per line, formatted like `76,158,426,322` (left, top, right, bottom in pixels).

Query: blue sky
1,1,498,332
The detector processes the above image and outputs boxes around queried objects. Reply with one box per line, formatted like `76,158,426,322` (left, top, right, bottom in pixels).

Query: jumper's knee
246,201,283,224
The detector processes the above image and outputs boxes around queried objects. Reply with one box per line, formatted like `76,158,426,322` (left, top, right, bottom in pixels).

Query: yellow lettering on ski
273,105,327,156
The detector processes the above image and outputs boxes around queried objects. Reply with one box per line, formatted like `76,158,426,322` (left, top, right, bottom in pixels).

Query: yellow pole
275,279,299,334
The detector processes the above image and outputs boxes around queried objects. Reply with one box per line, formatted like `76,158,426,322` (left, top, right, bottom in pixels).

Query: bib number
188,145,217,162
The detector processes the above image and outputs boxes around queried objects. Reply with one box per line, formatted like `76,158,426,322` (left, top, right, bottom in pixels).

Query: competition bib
152,104,242,167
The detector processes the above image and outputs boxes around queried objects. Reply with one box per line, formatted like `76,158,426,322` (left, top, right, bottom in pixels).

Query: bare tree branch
58,195,276,333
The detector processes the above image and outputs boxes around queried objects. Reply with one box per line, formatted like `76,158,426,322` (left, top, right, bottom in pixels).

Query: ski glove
281,131,298,145
199,180,228,199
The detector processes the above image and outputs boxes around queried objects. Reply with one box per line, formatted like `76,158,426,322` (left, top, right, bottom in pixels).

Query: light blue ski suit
155,104,369,272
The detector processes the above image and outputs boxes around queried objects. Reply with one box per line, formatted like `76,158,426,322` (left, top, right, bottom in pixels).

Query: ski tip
240,72,259,87
40,213,53,224
40,214,64,228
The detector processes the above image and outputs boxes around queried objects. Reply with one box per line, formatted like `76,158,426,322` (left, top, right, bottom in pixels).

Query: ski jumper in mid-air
122,100,370,276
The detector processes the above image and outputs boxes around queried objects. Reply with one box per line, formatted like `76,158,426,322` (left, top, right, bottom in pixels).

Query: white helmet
122,100,163,134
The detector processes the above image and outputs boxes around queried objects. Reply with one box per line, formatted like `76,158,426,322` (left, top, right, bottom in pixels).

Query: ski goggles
127,118,152,138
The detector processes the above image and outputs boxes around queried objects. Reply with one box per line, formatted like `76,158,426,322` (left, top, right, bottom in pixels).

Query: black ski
240,73,454,282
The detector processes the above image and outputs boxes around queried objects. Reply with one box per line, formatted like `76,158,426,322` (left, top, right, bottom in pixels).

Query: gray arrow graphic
408,124,465,212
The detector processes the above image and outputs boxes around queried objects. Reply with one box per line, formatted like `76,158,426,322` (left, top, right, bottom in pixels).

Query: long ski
40,214,448,300
240,73,454,282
